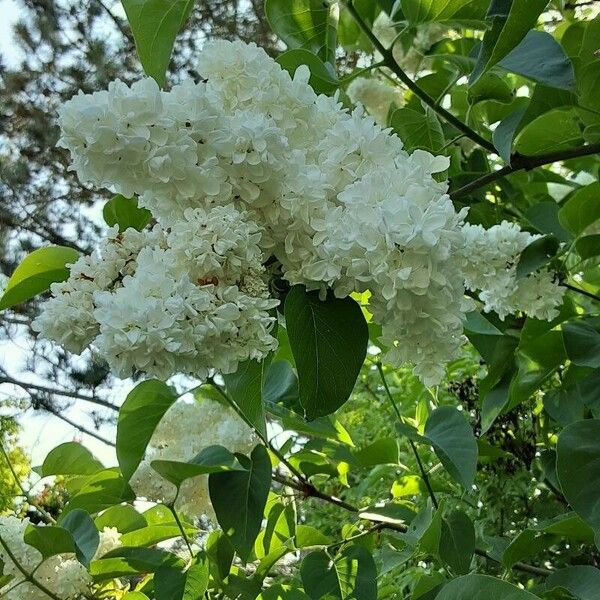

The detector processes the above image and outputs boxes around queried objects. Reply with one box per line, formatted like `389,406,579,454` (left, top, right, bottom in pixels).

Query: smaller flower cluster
130,398,255,518
33,205,278,380
461,222,564,320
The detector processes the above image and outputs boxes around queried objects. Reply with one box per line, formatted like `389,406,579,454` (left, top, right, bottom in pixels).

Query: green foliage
4,2,600,599
103,195,152,232
0,246,79,310
284,286,368,419
121,0,195,86
117,380,178,482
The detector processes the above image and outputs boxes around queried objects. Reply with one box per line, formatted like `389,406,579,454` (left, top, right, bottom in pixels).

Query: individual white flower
93,527,122,560
130,398,255,518
0,516,91,600
347,76,402,125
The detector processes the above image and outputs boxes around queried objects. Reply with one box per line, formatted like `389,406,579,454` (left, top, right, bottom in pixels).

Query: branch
0,534,64,600
343,0,496,154
564,282,600,303
450,143,600,199
375,362,439,509
38,402,115,447
272,473,554,577
0,373,118,412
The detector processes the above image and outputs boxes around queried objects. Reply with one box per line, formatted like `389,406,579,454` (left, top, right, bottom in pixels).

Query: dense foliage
1,1,600,599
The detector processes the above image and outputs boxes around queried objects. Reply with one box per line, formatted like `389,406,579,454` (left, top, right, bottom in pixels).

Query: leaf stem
375,362,439,510
167,501,195,558
564,282,600,303
343,0,496,154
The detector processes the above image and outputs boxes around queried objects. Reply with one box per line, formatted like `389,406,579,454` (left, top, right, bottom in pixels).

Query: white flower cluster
41,39,564,385
0,516,91,600
130,398,254,518
33,209,277,380
461,222,564,321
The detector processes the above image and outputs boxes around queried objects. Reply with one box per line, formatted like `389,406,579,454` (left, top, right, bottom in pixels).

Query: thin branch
343,0,496,154
272,472,553,577
564,282,600,303
38,403,115,447
0,534,64,600
0,441,56,524
451,143,600,200
0,374,118,412
375,363,439,510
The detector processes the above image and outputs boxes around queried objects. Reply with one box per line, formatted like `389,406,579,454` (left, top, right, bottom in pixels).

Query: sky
0,0,126,469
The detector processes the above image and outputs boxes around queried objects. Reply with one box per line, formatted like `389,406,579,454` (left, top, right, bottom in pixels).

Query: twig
38,403,115,447
564,282,600,303
451,143,600,199
0,374,118,412
375,362,439,510
343,0,496,154
0,441,56,524
0,534,64,600
272,471,553,577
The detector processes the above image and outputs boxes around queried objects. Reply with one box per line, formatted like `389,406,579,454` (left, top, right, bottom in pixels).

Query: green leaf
151,445,245,488
123,594,151,600
516,235,560,278
353,438,398,467
470,0,548,85
559,183,600,236
424,406,478,489
59,509,100,567
265,0,339,65
439,510,475,575
402,0,488,27
576,235,600,260
563,321,600,369
358,503,416,527
206,531,235,582
276,49,338,95
24,524,77,559
390,107,445,154
556,419,600,546
117,380,178,482
497,30,576,91
468,73,514,105
94,505,147,534
501,529,556,570
0,246,79,310
209,445,272,561
435,574,540,598
121,0,194,86
90,547,185,580
64,468,135,516
514,108,582,156
38,442,104,477
154,560,209,600
223,357,271,439
284,286,368,420
103,195,152,232
546,566,600,600
301,546,377,600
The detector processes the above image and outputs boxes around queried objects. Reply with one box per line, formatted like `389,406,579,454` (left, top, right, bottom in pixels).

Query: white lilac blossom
347,76,402,125
0,516,92,600
130,398,255,518
461,222,564,320
44,39,564,385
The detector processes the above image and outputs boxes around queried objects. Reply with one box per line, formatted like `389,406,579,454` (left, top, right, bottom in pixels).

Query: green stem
0,534,64,600
207,380,308,483
343,0,496,154
167,501,194,558
375,363,439,510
